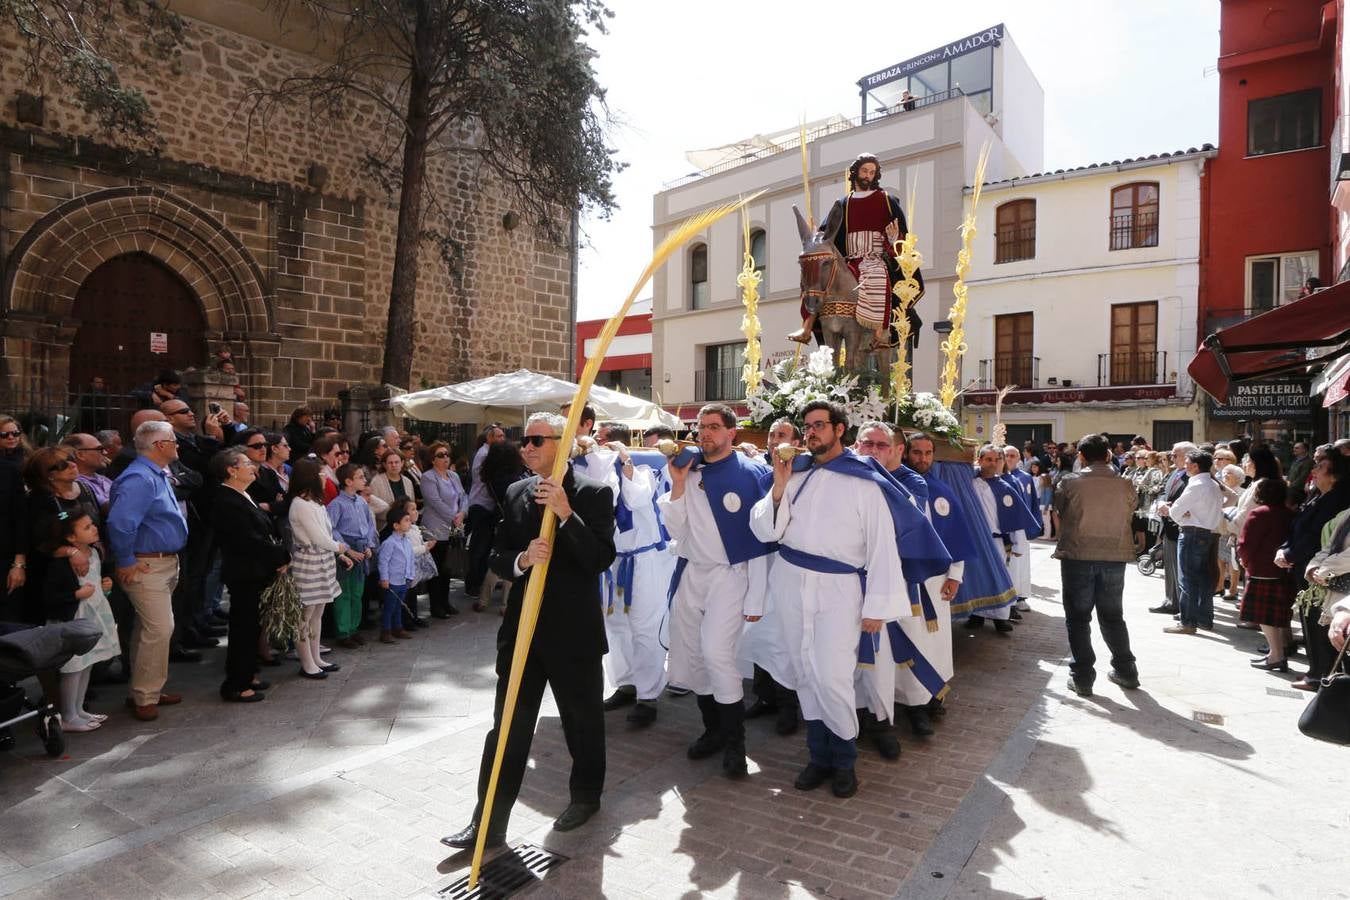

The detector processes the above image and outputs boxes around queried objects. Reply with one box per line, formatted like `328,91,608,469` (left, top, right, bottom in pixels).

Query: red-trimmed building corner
574,298,653,399
1200,0,1337,441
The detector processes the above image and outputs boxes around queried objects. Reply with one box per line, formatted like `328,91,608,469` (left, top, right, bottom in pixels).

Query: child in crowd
397,498,437,631
45,512,120,732
287,459,354,678
376,507,417,644
327,463,377,649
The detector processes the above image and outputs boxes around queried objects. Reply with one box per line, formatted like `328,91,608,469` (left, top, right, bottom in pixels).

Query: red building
574,298,653,398
1201,0,1337,439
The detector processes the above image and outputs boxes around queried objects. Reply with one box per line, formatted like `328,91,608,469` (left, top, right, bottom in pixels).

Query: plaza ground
0,544,1342,899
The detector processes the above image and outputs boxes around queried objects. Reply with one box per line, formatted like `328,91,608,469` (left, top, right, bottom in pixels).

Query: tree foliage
1,0,183,143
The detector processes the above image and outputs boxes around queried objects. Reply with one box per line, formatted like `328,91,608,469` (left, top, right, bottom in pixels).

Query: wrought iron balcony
694,367,746,402
994,224,1036,264
978,356,1039,390
1096,351,1170,386
1108,211,1159,251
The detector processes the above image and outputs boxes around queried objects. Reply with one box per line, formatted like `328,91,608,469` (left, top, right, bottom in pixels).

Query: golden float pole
939,142,991,410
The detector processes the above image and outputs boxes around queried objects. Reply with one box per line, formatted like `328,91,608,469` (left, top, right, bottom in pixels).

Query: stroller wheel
37,707,65,758
1137,554,1157,577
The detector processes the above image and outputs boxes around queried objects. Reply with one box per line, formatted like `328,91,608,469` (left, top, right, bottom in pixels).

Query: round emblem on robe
1002,494,1014,508
722,492,742,514
934,497,951,517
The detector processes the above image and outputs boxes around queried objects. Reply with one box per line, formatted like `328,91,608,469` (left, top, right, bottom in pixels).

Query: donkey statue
787,205,891,377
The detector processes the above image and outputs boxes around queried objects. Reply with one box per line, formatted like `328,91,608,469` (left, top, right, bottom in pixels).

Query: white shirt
1167,471,1224,531
289,497,345,552
658,468,733,567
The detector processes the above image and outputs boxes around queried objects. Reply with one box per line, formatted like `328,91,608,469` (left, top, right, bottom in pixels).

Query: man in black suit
1150,441,1195,615
442,411,616,850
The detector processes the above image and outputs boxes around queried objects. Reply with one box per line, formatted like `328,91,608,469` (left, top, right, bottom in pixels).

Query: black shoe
440,822,504,850
170,648,203,663
445,604,460,616
1250,656,1289,672
871,726,901,760
775,705,799,736
1107,670,1140,689
905,706,935,736
602,689,636,711
687,730,725,760
626,701,657,727
1008,607,1023,621
722,741,748,779
1149,603,1179,615
430,612,452,620
964,616,984,630
1257,643,1301,657
794,763,833,791
927,697,947,717
249,680,272,691
298,669,328,680
831,768,859,798
666,685,692,697
744,698,777,719
1067,676,1093,697
319,663,341,672
994,620,1014,633
257,655,283,668
552,801,600,832
220,690,265,703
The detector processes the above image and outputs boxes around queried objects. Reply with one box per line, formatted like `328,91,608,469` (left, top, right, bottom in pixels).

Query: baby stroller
0,619,102,758
1137,514,1165,577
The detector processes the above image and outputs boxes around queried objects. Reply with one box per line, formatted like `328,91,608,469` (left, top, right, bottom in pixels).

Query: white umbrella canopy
389,368,680,429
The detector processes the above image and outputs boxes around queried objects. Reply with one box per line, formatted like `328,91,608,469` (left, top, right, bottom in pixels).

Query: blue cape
923,473,977,566
926,462,1016,620
679,448,775,565
980,471,1043,538
1005,468,1044,539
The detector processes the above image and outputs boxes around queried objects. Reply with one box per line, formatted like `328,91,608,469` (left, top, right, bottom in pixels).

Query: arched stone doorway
69,253,208,394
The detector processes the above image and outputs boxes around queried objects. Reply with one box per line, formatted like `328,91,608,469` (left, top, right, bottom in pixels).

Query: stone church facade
0,0,575,428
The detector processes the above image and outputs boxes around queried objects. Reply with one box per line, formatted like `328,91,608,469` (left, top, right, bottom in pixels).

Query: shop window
1109,182,1159,250
1245,251,1318,312
995,199,1036,263
749,228,766,275
1248,90,1321,156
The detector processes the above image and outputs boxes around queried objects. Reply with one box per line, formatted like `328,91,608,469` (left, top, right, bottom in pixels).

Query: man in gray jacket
1052,434,1140,697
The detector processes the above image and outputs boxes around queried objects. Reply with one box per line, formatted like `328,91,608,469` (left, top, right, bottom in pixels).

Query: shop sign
1208,379,1310,420
964,385,1176,405
858,24,1005,88
149,332,168,354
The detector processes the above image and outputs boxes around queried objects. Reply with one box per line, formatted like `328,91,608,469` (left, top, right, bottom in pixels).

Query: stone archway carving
3,186,272,337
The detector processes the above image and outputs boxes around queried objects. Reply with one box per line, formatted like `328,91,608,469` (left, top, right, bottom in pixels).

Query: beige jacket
1052,465,1139,562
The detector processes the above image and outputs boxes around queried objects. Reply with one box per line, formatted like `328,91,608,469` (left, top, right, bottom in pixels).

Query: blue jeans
382,584,407,631
805,719,858,770
1177,528,1215,629
1059,560,1136,685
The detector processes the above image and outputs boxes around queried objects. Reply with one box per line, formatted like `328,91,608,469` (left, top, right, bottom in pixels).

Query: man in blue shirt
108,420,190,721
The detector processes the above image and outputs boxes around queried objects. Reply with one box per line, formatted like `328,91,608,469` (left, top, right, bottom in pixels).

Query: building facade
0,0,575,430
650,26,1043,422
575,298,652,399
959,150,1214,450
1201,0,1336,441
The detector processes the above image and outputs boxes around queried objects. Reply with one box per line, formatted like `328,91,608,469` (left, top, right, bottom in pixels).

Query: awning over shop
1313,353,1350,407
1187,283,1350,403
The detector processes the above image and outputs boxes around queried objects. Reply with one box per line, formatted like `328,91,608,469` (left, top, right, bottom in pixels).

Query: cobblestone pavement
0,544,1337,899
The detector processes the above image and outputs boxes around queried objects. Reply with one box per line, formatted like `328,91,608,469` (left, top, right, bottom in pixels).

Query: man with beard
968,445,1040,633
441,412,615,849
750,402,947,798
660,404,774,779
789,153,923,350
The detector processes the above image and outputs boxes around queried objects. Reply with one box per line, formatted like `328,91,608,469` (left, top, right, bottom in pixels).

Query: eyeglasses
48,458,76,472
73,445,102,453
0,431,20,438
803,420,834,433
245,442,267,449
521,435,561,448
152,438,178,446
856,440,891,450
165,408,192,416
433,452,450,459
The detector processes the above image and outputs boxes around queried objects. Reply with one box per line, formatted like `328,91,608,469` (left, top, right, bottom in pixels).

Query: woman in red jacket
1237,477,1296,672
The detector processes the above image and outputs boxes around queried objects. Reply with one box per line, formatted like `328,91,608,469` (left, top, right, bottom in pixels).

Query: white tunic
890,491,963,707
603,463,675,701
972,477,1023,617
750,465,907,740
658,467,767,703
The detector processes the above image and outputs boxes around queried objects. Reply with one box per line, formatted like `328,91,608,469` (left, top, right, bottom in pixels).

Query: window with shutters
994,312,1033,388
1108,301,1159,385
1109,182,1159,250
995,199,1036,263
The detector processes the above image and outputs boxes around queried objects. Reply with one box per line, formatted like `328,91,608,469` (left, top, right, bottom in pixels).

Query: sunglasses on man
521,435,560,448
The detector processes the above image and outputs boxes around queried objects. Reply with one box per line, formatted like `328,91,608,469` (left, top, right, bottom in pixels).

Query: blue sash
980,471,1042,538
1006,469,1044,539
776,544,948,700
607,540,667,614
678,449,775,565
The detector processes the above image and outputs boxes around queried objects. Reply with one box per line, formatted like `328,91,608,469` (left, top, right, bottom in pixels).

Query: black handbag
1328,572,1350,594
1298,640,1350,744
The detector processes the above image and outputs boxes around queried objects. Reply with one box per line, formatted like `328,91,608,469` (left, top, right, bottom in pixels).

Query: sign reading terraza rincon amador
1208,379,1311,420
858,24,1005,89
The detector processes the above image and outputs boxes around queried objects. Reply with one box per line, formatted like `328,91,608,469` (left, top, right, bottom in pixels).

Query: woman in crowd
286,459,354,678
1028,460,1052,536
475,440,529,612
370,448,417,529
240,429,285,513
419,441,467,618
1278,450,1350,691
354,435,388,479
1307,504,1350,670
285,406,317,459
0,414,32,471
210,447,290,704
1216,463,1246,603
22,447,101,626
311,434,347,504
264,432,291,495
0,438,26,622
1134,450,1168,554
1238,477,1296,672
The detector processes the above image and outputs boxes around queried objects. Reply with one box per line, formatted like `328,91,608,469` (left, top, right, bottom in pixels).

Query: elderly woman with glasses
239,429,285,513
420,441,467,618
0,415,32,471
19,448,102,626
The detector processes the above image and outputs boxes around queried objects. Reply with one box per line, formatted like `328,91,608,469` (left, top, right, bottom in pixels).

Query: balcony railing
1109,211,1159,251
695,367,746,402
994,224,1036,264
1097,350,1169,386
978,356,1039,390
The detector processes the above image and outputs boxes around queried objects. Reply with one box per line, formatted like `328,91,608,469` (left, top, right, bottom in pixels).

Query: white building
650,24,1044,420
957,147,1217,450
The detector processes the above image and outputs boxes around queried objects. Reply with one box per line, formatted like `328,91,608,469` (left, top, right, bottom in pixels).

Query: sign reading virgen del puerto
858,24,1005,89
1208,380,1311,420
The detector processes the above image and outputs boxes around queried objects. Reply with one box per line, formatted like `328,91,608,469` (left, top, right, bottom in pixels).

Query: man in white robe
750,401,907,799
659,404,772,779
967,445,1020,633
1003,446,1036,612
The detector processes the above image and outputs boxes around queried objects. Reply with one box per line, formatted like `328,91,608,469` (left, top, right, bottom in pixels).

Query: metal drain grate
439,844,569,899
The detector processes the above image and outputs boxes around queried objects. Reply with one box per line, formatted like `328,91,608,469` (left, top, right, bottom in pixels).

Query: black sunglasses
245,442,267,449
48,458,76,472
0,430,20,438
521,435,561,448
433,452,450,458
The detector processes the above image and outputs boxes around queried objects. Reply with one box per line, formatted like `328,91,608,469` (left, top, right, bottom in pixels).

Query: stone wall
0,3,575,427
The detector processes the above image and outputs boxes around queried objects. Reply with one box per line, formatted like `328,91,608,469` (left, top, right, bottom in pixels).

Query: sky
574,0,1221,320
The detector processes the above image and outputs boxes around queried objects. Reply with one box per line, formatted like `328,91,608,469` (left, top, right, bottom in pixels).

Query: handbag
1298,640,1350,745
1328,572,1350,594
